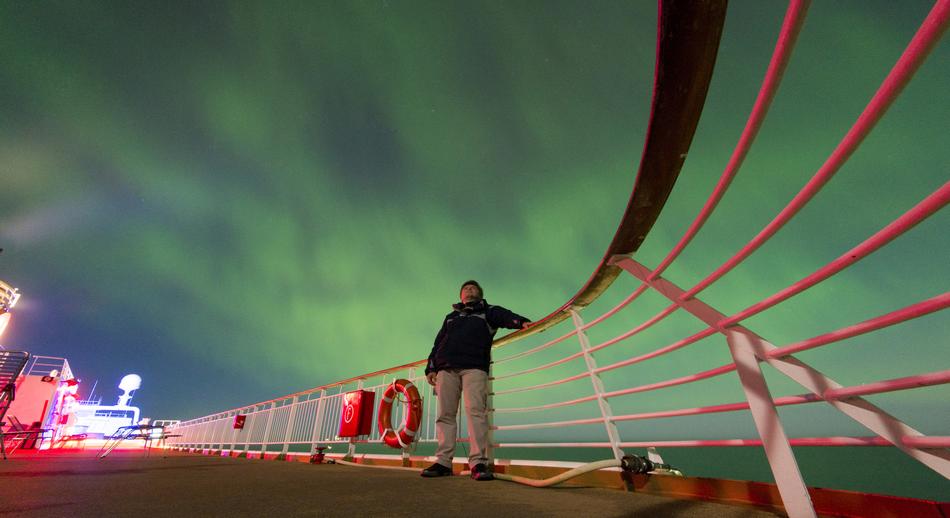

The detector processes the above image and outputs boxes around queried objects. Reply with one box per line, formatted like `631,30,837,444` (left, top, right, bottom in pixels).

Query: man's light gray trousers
434,368,489,468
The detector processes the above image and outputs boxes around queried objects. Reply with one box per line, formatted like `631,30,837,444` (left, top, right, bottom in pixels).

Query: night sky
1,0,947,454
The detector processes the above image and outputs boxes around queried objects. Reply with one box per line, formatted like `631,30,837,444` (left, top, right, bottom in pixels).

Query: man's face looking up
460,284,482,303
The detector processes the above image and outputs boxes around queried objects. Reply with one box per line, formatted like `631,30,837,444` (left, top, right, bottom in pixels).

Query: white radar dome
119,374,142,392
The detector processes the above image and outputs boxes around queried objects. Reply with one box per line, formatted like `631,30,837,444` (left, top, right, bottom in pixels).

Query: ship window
94,410,135,418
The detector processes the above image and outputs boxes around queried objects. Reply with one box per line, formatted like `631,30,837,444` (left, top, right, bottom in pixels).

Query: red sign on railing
338,390,375,438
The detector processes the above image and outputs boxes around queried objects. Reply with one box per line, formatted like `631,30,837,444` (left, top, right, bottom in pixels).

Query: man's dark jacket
425,299,530,375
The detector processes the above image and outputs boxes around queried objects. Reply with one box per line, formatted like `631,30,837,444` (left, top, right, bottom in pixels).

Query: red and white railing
166,2,948,516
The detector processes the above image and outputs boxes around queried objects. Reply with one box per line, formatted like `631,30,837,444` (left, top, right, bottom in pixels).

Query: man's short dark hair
460,280,482,297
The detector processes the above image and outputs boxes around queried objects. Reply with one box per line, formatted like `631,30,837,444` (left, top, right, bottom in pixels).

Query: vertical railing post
243,410,252,455
281,395,300,458
210,416,220,451
207,417,216,451
310,389,328,456
646,446,666,465
199,418,211,450
486,365,495,468
194,420,203,450
260,402,276,458
229,411,239,455
726,329,816,518
192,421,201,450
405,368,416,466
570,308,625,461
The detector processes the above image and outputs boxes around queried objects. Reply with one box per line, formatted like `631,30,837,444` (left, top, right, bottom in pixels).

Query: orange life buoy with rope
377,378,423,449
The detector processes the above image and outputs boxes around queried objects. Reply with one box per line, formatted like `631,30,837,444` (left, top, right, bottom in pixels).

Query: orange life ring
377,378,423,449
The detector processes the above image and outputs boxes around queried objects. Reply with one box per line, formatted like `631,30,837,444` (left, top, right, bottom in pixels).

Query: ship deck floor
0,449,780,517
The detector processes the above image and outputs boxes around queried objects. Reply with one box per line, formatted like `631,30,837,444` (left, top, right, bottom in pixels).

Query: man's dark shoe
470,463,493,481
421,462,453,477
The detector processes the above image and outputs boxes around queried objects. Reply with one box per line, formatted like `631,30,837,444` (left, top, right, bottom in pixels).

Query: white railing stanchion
406,368,417,465
281,396,300,457
229,411,239,455
260,402,276,458
570,308,624,461
486,365,495,468
243,410,252,455
646,446,665,465
726,330,815,518
310,390,328,455
199,418,211,449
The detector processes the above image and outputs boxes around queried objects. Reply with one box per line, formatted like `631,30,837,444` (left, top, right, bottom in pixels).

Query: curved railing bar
721,182,950,327
495,416,606,432
171,434,946,450
493,438,893,449
493,301,679,382
491,328,579,368
645,437,950,448
578,284,650,331
492,329,718,413
493,284,648,366
681,0,950,301
492,1,728,348
769,292,950,358
587,303,680,355
494,364,738,423
495,370,950,430
603,363,736,399
492,347,586,382
610,395,816,424
496,362,737,404
492,307,720,394
496,437,950,449
650,0,811,280
492,396,596,415
905,437,950,448
822,369,950,400
164,436,925,450
492,370,591,396
593,328,717,377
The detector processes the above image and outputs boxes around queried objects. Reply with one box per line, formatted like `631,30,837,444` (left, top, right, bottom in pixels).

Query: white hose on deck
332,457,420,472
493,459,621,487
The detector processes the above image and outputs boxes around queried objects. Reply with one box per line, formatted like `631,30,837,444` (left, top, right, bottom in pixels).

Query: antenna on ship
87,378,99,403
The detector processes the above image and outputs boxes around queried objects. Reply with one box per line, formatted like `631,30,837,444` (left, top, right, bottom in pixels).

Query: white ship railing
166,2,949,516
24,355,73,381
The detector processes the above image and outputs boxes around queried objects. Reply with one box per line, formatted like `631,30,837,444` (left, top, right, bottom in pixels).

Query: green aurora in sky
0,0,947,499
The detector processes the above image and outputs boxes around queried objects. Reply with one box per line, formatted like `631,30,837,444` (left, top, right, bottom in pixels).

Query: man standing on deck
421,280,531,481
